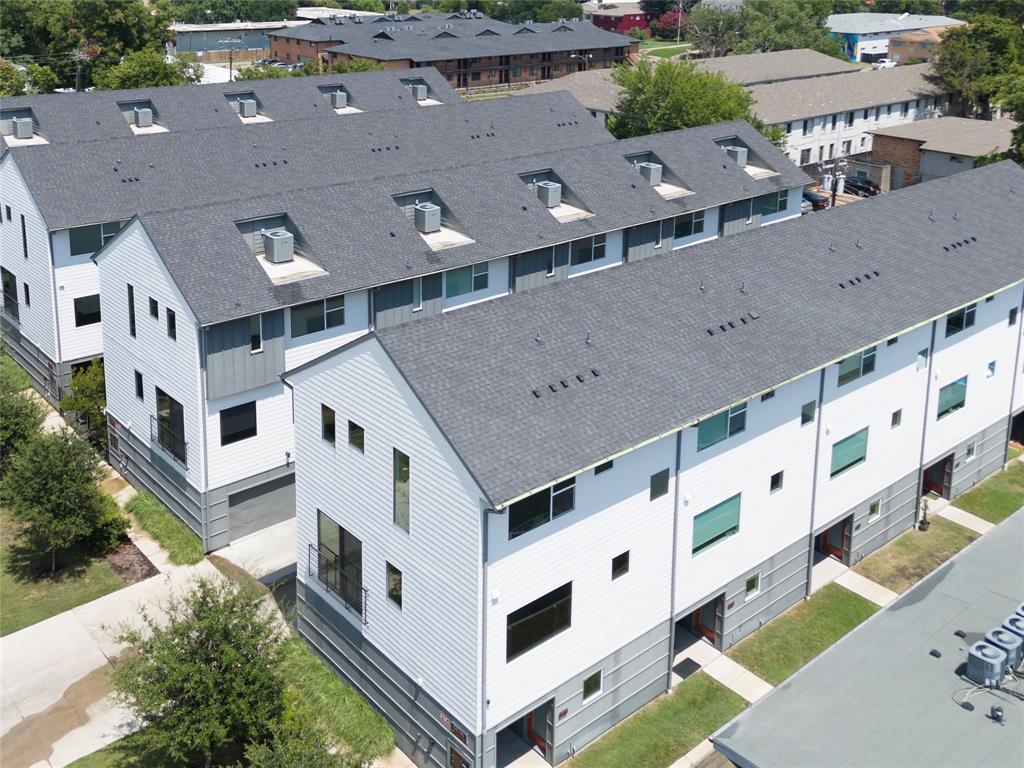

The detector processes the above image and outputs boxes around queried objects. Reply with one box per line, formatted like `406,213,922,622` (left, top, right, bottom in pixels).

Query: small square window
745,573,760,599
965,441,976,461
348,420,365,452
583,670,602,700
801,401,816,426
886,337,898,346
134,370,144,400
650,468,670,500
1010,307,1018,326
594,460,613,475
149,297,158,318
867,500,881,523
916,348,929,371
986,361,996,378
891,409,902,428
770,470,783,493
386,562,403,608
760,389,775,402
611,551,629,579
321,404,336,443
166,308,176,339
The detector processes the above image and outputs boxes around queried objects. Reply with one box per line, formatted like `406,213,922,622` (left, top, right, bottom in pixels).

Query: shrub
0,389,44,477
244,693,356,768
86,495,131,553
60,357,107,453
126,491,204,565
628,26,647,41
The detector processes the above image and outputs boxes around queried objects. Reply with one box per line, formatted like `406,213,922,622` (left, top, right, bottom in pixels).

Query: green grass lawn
644,45,692,59
0,507,125,636
1008,444,1022,462
852,516,977,594
125,492,203,565
66,732,150,768
953,460,1024,524
725,584,877,686
570,671,744,768
0,352,32,393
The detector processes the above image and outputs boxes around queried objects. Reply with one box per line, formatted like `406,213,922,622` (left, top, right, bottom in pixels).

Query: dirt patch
106,539,158,584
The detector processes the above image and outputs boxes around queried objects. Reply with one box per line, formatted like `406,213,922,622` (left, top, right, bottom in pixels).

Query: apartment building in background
285,161,1024,768
827,12,966,63
581,2,651,34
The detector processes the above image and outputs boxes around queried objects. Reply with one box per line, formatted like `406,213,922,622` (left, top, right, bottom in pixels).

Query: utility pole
72,49,89,92
676,0,684,43
219,36,242,82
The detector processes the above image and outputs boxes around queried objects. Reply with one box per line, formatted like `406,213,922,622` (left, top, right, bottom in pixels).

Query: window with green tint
673,209,705,239
583,670,602,700
801,401,816,425
291,300,324,337
837,346,875,386
393,449,410,531
830,427,869,477
693,493,740,554
446,262,488,298
696,403,746,451
944,304,975,337
937,376,967,419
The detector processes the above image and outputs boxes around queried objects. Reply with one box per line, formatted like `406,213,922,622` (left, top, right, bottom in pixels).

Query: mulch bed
106,538,159,584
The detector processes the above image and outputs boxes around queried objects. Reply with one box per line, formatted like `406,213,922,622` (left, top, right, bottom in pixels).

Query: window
887,336,898,346
801,401,816,426
902,101,909,116
830,114,837,130
650,468,670,500
693,494,740,554
4,205,9,221
583,670,602,700
867,499,880,523
818,146,824,162
886,104,892,115
785,122,792,134
761,390,775,402
321,405,336,443
891,409,902,428
393,449,410,531
770,470,783,493
325,295,345,327
21,215,27,258
446,262,489,298
965,441,977,461
594,460,613,475
149,297,158,318
1010,307,1019,326
291,296,346,337
127,284,136,337
674,210,705,239
349,420,365,452
68,221,123,256
837,346,876,386
945,304,976,337
249,315,262,353
506,582,571,661
828,143,835,159
916,348,929,371
799,148,811,164
155,387,186,465
2,267,18,321
802,119,810,134
134,370,143,400
875,106,881,120
570,233,607,266
166,307,176,339
220,401,257,445
937,376,967,419
845,111,854,127
508,477,576,539
862,109,869,120
830,427,869,477
316,510,363,617
696,402,746,451
411,277,422,311
22,282,29,306
986,361,996,378
842,140,851,155
386,562,403,608
611,551,629,579
73,294,101,326
759,191,787,216
745,573,760,599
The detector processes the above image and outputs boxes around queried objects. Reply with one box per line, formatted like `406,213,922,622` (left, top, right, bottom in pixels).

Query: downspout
478,506,492,767
197,323,211,549
915,320,939,520
1004,284,1024,466
665,429,682,691
803,368,827,598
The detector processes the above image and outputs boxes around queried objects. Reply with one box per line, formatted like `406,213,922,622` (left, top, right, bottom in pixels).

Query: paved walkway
217,517,297,583
834,569,898,607
931,504,995,535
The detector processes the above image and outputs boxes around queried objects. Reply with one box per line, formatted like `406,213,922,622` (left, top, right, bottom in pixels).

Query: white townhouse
94,115,810,550
284,161,1024,768
748,63,951,168
0,67,458,404
826,12,966,63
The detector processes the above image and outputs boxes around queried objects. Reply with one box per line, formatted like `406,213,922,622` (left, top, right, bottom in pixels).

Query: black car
802,189,830,211
843,177,880,197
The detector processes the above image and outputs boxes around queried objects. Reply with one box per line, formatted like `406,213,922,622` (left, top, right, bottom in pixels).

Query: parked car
871,58,897,70
271,61,292,69
800,199,813,215
842,177,880,197
252,58,278,66
802,189,830,211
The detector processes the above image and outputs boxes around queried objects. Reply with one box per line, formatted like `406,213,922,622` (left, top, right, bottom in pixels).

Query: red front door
692,602,717,642
526,712,545,751
818,523,845,559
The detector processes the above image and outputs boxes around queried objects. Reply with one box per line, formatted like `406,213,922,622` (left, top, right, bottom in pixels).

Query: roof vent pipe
414,202,441,233
262,229,294,263
637,161,662,186
134,107,153,128
536,180,562,208
330,90,347,109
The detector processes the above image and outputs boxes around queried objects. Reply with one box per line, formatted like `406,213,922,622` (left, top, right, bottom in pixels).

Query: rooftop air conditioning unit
637,161,662,186
11,117,33,140
965,641,1006,687
262,229,294,263
134,107,153,128
536,180,562,208
1004,614,1024,642
330,90,347,109
414,202,441,234
409,84,427,101
724,145,748,166
986,627,1023,668
238,98,257,118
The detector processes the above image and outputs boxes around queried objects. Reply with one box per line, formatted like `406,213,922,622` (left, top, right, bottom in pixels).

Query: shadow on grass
65,730,188,768
3,537,99,584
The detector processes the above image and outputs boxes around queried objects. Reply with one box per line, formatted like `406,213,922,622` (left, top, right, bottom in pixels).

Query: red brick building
582,2,651,34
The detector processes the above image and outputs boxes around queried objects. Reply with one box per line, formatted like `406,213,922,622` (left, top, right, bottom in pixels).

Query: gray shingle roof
0,68,456,147
354,161,1024,507
870,116,1017,158
826,12,966,35
694,49,861,86
748,63,945,125
515,69,620,114
130,119,809,325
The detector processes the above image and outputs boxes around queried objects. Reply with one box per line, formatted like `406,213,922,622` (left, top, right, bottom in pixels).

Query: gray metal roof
871,117,1017,158
714,509,1024,768
694,49,861,86
129,120,808,326
355,161,1024,507
826,12,967,35
0,68,455,147
748,63,945,125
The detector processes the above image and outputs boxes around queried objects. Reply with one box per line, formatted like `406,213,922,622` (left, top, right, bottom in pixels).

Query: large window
570,233,607,266
290,296,345,338
696,402,746,451
506,582,572,661
68,221,124,256
759,190,787,216
937,376,967,419
508,477,575,539
155,387,186,465
945,304,976,337
446,262,489,298
393,449,410,531
74,294,101,326
830,427,868,478
693,493,740,554
674,209,705,239
315,510,363,618
220,401,257,445
837,346,876,386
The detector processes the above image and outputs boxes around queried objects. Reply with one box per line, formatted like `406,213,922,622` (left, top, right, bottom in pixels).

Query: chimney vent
330,90,347,109
414,202,441,233
637,161,662,186
536,180,562,208
133,107,153,128
262,229,294,263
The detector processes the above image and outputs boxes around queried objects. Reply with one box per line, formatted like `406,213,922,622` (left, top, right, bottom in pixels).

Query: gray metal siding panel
374,281,415,331
625,222,659,262
512,246,567,292
721,199,762,236
846,468,919,563
948,417,1009,499
204,310,284,401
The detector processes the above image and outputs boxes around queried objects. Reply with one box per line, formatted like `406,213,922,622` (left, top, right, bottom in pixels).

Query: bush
60,357,107,453
0,389,44,477
126,491,204,564
0,352,33,394
244,693,355,768
628,26,647,41
86,495,131,553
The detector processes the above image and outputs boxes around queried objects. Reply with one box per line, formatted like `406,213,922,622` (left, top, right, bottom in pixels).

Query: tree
168,1,299,24
627,26,647,41
933,15,1024,116
650,11,686,42
975,64,1024,166
60,357,107,453
0,391,44,478
735,0,844,58
236,62,289,80
683,4,741,58
113,578,286,768
93,49,203,90
0,59,25,96
534,0,582,23
24,63,59,93
1,429,107,572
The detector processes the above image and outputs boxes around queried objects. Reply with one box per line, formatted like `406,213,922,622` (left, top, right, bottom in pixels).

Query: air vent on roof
965,641,1005,687
262,229,294,263
133,107,153,128
838,270,881,289
723,145,748,166
414,202,441,234
531,368,600,399
536,180,562,208
637,161,662,187
11,117,33,140
238,99,257,118
706,311,761,337
330,90,347,109
986,627,1023,668
941,235,978,252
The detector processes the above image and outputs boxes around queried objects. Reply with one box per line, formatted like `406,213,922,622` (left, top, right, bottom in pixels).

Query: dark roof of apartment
10,90,612,230
127,120,809,326
354,161,1024,506
0,68,455,147
694,49,860,86
272,12,635,61
713,510,1024,768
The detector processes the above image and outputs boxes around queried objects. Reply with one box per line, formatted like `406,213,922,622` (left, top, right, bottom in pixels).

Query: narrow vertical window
611,551,629,579
149,297,158,318
801,401,816,426
891,409,902,428
134,370,144,400
1010,307,1019,326
127,284,136,337
393,449,410,531
23,283,30,307
411,277,422,312
249,314,262,353
348,421,365,452
770,470,783,493
649,468,670,500
166,308,176,339
386,562,403,608
321,405,336,444
20,215,27,258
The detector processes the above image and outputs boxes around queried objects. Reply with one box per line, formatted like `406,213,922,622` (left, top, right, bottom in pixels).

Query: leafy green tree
237,62,289,80
934,15,1024,116
168,1,298,24
1,429,108,572
628,26,647,41
113,578,286,768
243,694,353,768
0,391,44,477
0,58,25,96
735,0,844,58
683,4,741,58
24,63,59,93
93,49,203,90
535,0,582,23
975,64,1024,166
60,358,107,453
650,11,686,42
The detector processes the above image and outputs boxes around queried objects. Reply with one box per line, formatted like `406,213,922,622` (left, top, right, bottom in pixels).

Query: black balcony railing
309,542,367,624
150,414,187,468
2,291,19,322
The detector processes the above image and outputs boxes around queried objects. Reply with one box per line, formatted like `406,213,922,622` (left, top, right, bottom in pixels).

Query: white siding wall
291,339,482,730
485,436,676,728
919,150,973,182
0,155,57,360
283,289,370,370
1014,287,1024,415
51,230,103,362
98,221,205,489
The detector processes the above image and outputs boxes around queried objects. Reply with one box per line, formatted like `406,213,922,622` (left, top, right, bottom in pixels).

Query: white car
871,58,898,70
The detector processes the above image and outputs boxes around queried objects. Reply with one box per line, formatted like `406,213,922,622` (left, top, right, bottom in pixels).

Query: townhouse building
93,113,809,551
0,68,456,404
826,12,965,63
284,161,1024,768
